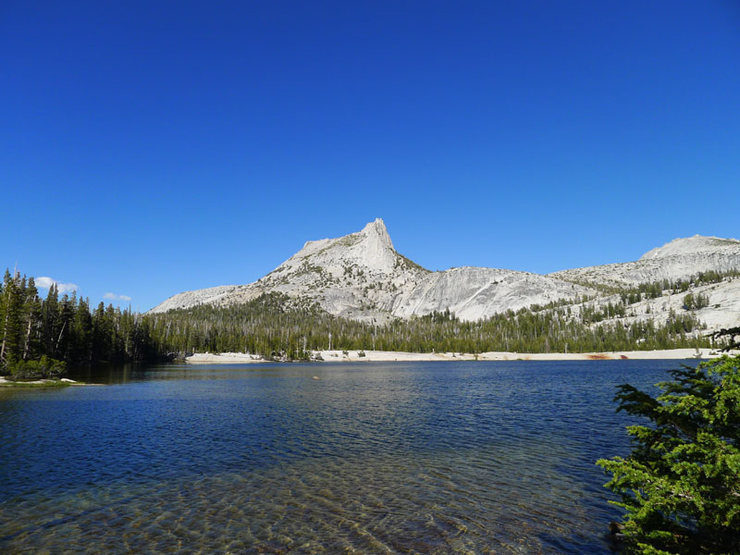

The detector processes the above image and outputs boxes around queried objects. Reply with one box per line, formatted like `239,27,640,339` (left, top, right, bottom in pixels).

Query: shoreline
0,376,83,387
185,348,735,364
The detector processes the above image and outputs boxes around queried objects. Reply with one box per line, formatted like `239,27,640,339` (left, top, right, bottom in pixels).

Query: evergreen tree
21,277,42,361
41,284,60,357
73,297,93,362
597,355,740,553
92,301,112,362
55,293,76,361
0,271,24,366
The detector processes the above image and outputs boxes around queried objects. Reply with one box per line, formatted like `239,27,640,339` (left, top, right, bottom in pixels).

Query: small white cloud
35,277,55,289
35,276,79,293
104,292,132,302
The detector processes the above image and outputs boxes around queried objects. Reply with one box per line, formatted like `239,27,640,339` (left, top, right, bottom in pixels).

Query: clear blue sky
2,1,738,311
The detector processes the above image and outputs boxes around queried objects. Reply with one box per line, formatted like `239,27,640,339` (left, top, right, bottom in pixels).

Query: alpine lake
0,359,688,553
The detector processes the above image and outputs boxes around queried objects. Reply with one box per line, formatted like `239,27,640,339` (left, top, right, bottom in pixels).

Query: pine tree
0,271,24,367
92,302,112,362
55,293,76,361
597,356,740,553
73,297,93,362
41,284,59,356
21,277,42,361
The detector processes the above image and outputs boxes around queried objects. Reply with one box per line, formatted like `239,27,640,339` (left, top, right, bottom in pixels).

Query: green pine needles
597,355,740,553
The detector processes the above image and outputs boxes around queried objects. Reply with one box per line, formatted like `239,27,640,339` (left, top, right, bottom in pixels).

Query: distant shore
185,348,734,364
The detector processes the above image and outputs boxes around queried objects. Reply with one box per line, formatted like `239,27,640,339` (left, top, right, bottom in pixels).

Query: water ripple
0,360,683,552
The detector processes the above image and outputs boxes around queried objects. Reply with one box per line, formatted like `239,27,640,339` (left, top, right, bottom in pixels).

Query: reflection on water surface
0,360,681,552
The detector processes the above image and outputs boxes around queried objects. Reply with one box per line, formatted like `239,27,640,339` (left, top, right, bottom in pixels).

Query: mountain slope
392,267,586,321
640,235,740,260
149,219,595,321
149,221,740,331
550,235,740,289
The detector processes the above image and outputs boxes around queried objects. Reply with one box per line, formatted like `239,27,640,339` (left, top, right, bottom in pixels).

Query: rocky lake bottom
0,360,683,552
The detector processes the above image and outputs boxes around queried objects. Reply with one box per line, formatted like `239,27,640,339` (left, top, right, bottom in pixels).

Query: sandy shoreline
185,348,735,364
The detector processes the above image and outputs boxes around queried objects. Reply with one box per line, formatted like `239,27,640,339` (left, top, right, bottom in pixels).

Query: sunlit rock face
639,235,740,260
149,223,740,330
392,267,588,322
550,235,740,288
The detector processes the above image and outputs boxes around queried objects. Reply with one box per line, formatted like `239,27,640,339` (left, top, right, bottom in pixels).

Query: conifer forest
1,268,722,376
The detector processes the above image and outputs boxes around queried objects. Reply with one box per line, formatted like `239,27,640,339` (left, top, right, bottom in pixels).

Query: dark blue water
0,360,686,552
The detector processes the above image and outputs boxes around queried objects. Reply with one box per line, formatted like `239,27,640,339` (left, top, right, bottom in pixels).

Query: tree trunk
23,316,32,360
55,320,67,354
0,311,8,364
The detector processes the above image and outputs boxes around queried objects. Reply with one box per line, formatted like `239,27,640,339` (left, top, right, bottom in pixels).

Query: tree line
617,269,738,305
0,270,156,378
1,267,722,377
144,292,710,360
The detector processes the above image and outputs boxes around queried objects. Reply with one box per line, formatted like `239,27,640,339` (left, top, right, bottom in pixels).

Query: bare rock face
639,235,740,260
145,284,245,314
393,267,588,321
149,222,740,329
150,218,429,321
243,218,429,321
550,235,740,288
265,218,400,281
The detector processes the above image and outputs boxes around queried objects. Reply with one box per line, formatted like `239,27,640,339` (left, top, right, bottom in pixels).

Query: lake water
0,360,687,553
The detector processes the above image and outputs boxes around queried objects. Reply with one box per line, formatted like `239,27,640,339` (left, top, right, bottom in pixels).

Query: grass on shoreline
0,377,81,388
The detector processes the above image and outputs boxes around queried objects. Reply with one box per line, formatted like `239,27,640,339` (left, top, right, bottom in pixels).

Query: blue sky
2,1,738,311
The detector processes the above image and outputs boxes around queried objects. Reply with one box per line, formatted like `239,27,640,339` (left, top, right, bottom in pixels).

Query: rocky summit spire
360,218,395,250
360,218,394,251
255,218,402,285
344,218,396,274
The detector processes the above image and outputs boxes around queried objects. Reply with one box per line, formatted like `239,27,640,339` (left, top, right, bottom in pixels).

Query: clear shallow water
0,360,688,553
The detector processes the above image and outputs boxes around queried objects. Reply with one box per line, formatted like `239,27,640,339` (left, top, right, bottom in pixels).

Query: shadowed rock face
148,222,740,328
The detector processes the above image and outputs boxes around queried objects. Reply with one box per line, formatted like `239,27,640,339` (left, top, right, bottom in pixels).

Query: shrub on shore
8,356,67,381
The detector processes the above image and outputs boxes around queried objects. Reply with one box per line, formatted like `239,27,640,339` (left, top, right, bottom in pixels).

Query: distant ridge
551,235,740,288
639,235,740,260
149,220,740,331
